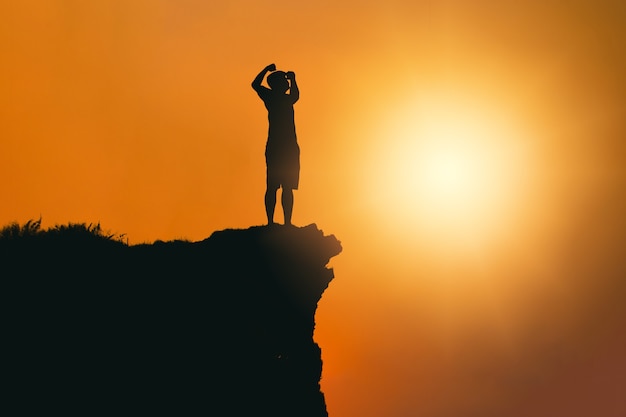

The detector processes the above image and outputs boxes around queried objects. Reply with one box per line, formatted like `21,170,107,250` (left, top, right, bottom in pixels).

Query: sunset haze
2,1,625,416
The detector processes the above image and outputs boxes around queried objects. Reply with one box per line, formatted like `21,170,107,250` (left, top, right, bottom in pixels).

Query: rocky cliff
2,223,342,416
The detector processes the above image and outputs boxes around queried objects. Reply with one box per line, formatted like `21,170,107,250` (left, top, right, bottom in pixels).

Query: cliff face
3,223,342,416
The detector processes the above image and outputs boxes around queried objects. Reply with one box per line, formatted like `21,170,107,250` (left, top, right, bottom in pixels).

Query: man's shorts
265,144,300,190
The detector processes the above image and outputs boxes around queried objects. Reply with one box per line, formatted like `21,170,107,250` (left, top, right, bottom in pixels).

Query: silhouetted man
252,63,300,226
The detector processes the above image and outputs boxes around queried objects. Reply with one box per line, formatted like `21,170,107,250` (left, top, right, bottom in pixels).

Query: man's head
267,71,289,93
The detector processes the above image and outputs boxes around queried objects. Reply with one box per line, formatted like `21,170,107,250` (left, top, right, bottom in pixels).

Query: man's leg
265,185,278,225
282,187,294,226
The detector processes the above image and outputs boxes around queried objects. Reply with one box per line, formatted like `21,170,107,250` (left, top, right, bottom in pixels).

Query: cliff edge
2,223,342,416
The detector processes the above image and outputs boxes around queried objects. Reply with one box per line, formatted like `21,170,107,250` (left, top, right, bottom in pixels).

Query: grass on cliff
0,218,127,244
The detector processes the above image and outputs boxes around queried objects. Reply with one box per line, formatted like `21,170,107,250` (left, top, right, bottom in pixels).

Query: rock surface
3,223,341,416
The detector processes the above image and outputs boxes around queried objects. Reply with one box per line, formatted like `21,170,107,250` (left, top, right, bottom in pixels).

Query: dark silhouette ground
2,221,341,416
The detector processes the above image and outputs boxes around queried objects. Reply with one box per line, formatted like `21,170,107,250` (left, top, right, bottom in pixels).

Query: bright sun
362,90,533,254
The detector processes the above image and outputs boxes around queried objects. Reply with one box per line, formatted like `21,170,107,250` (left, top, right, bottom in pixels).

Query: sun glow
363,90,534,255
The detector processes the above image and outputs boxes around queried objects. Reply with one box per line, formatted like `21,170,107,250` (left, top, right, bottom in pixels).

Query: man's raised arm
286,71,299,102
252,63,276,93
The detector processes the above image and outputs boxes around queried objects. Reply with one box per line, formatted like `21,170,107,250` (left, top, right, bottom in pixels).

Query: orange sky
2,1,626,416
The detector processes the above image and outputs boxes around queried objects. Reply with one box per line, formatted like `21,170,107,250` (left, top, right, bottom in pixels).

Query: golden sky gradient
2,1,625,416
